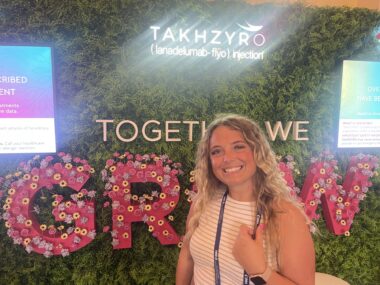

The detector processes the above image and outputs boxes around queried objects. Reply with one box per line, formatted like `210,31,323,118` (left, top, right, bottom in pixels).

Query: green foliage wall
0,1,379,284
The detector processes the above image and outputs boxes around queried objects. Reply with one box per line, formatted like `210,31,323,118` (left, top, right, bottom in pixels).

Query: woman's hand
232,224,267,275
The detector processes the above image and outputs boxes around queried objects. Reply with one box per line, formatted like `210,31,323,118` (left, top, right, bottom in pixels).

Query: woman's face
209,126,257,195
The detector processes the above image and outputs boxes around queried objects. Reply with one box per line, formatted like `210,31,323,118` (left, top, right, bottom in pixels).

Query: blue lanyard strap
214,191,262,285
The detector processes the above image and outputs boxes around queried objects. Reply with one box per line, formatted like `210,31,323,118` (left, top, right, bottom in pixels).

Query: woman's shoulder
273,199,309,229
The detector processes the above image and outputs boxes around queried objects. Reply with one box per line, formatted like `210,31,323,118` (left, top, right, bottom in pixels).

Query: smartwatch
249,266,272,285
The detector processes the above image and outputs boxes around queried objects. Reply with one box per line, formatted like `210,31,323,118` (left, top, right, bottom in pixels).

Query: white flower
61,248,70,257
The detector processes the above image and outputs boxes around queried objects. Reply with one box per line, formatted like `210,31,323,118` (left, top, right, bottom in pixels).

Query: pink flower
106,159,114,167
103,226,110,232
20,229,29,237
73,157,81,163
31,168,39,176
103,201,110,207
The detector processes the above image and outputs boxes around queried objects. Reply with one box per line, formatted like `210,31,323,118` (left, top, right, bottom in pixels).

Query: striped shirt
190,191,279,285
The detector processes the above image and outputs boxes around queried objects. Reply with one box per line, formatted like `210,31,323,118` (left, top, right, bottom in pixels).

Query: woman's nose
223,150,234,162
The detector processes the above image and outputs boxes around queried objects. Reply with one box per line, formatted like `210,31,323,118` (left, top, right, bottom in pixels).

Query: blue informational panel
338,60,380,148
0,45,56,154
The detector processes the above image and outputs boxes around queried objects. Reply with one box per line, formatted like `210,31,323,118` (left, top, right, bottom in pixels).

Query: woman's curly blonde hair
186,114,307,251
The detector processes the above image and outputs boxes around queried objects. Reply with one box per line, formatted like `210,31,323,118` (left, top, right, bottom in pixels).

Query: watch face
250,276,266,285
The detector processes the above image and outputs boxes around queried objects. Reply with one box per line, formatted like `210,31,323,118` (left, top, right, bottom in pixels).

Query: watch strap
249,266,272,284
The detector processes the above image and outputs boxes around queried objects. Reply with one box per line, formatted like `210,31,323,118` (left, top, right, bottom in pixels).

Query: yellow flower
122,232,129,239
127,206,134,212
22,198,30,205
52,201,59,207
122,180,129,187
158,220,164,226
150,171,157,178
65,163,73,170
30,183,38,190
40,224,47,231
32,175,39,181
90,168,95,173
337,197,343,203
65,201,72,208
336,209,342,215
25,220,33,227
353,185,360,192
81,229,88,236
159,193,166,199
74,227,81,234
163,230,169,236
326,178,332,184
140,164,147,169
148,225,154,232
168,215,174,221
309,200,316,206
23,238,31,245
190,170,196,176
313,183,319,189
340,220,346,226
8,188,16,195
77,166,84,172
73,213,81,220
149,216,155,222
319,188,325,194
157,176,163,182
344,202,350,207
344,231,350,237
132,195,138,201
144,205,152,211
169,201,176,207
59,212,66,219
117,215,124,222
364,163,369,169
112,185,120,192
124,188,130,193
5,197,12,204
185,189,190,195
3,204,10,210
53,173,61,180
5,221,11,228
109,166,116,172
319,168,326,175
174,185,180,191
61,233,68,240
177,242,184,248
57,225,65,231
77,192,84,198
59,180,68,187
23,174,31,180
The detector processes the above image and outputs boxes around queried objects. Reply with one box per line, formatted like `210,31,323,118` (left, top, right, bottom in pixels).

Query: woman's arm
272,201,315,285
176,238,194,285
176,204,195,285
233,201,315,285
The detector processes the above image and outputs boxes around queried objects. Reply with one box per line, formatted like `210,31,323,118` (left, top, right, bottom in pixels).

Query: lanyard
214,191,262,285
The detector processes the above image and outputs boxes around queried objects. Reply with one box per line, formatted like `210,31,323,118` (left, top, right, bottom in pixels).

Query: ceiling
245,0,380,11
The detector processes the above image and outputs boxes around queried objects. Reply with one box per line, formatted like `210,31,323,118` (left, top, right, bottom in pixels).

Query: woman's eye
210,149,221,156
234,144,246,150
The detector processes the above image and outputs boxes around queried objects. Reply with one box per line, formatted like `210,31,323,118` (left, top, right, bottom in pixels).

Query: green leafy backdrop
0,1,379,284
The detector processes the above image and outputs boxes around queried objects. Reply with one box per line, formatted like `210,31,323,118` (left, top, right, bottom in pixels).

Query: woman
176,114,315,285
